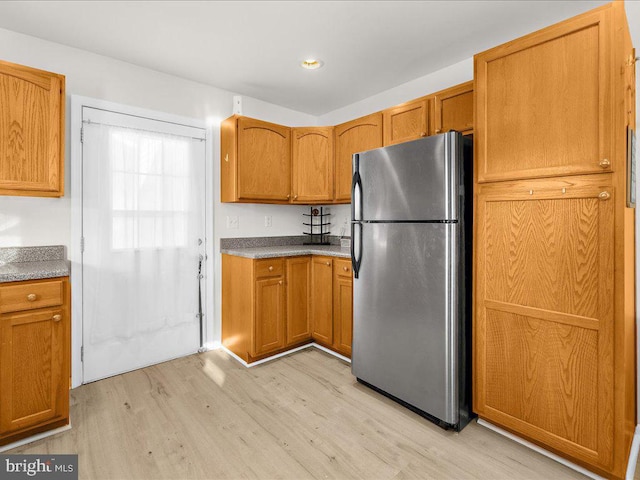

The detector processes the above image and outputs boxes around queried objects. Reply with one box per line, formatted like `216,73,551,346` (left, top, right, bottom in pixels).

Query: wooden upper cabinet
221,115,291,202
382,98,429,146
475,7,612,183
474,175,615,472
432,81,473,135
0,60,65,197
291,127,334,203
334,113,383,203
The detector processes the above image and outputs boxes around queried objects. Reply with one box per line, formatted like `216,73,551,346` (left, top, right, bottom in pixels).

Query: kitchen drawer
0,279,64,314
255,258,284,278
335,259,353,278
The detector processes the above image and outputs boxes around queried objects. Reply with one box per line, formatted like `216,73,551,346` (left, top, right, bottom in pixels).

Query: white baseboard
0,424,72,453
477,419,604,480
625,424,640,480
218,343,351,368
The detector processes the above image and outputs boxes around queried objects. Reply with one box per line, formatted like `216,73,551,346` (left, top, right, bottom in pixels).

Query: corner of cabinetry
220,115,238,203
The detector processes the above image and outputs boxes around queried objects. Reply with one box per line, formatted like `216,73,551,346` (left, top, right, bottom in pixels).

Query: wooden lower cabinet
332,259,353,357
254,275,286,356
474,175,625,476
311,256,333,345
311,256,353,358
0,277,70,446
222,255,311,363
286,256,311,345
223,254,354,363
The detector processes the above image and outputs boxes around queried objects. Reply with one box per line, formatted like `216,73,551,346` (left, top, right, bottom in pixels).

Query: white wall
0,27,317,351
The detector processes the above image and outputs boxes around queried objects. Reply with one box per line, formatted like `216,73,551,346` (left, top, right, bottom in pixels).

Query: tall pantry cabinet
473,3,636,478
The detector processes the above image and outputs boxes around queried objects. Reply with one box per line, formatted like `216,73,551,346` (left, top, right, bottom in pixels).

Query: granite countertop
221,244,351,259
0,246,70,283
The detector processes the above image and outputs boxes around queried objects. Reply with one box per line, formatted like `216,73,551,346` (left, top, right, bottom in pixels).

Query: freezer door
353,133,460,222
351,222,459,425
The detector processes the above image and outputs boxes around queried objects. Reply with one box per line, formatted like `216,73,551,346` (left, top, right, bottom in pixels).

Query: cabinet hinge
81,346,84,362
80,126,84,144
80,236,85,253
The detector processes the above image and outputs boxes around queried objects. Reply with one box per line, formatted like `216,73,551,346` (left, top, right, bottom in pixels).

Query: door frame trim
70,95,214,388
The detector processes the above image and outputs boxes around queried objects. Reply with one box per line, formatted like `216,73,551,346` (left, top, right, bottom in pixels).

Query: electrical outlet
226,215,239,229
264,215,272,228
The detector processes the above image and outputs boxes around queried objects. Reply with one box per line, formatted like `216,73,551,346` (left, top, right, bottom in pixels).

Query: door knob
27,293,36,302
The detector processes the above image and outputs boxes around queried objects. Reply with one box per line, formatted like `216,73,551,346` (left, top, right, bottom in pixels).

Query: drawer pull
27,293,37,302
52,314,62,322
268,266,274,271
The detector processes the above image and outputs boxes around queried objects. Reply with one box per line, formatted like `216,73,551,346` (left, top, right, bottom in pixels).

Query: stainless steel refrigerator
350,132,473,431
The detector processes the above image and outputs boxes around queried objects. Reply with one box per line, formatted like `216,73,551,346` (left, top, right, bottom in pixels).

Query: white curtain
82,110,205,382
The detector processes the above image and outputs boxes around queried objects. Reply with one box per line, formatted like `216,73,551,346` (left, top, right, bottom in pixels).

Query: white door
81,107,206,383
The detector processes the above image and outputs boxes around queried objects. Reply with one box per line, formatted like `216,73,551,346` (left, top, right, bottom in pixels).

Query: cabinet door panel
253,277,285,356
286,257,311,345
0,61,64,196
474,178,614,468
476,9,611,182
333,259,353,357
292,127,333,203
382,99,428,146
0,308,66,435
433,82,473,135
334,113,382,202
237,117,291,201
311,257,333,345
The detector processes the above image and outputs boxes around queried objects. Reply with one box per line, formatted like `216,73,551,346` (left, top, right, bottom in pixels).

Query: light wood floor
9,348,592,479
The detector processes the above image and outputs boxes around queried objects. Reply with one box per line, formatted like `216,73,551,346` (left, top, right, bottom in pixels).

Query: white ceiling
0,1,611,116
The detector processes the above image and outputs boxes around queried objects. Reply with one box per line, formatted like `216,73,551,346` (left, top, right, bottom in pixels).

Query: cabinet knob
278,280,283,285
293,195,298,200
325,261,331,266
435,129,441,134
52,314,62,322
598,191,611,201
268,266,274,271
420,132,427,137
599,158,611,169
27,293,37,302
224,154,229,163
343,266,349,272
286,194,290,200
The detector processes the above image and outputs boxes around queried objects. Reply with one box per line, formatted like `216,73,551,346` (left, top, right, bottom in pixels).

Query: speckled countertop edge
221,245,350,259
0,246,70,283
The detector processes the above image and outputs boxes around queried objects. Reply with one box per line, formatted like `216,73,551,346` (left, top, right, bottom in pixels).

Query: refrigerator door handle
351,222,363,279
352,153,362,221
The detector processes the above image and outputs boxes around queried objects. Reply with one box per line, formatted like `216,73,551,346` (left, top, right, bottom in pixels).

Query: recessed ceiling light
301,59,323,70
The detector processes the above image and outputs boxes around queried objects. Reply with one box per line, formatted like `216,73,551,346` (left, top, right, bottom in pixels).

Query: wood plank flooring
8,348,590,479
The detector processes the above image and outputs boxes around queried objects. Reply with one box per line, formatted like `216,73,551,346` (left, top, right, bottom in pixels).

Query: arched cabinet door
334,113,382,203
291,127,334,204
